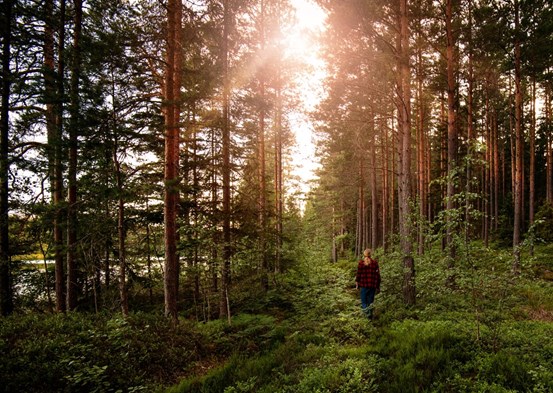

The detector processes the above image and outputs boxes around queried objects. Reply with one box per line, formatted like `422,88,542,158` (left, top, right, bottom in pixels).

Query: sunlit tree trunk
466,0,474,232
258,0,268,290
445,0,458,264
382,117,389,251
440,91,447,251
529,77,536,255
546,88,552,203
211,127,218,293
145,199,153,304
220,0,232,322
191,109,201,309
370,117,378,249
356,160,365,256
0,0,14,316
391,109,396,236
274,88,283,272
483,82,491,246
416,23,426,255
493,110,499,232
398,0,415,305
164,0,182,321
513,0,523,273
274,0,283,274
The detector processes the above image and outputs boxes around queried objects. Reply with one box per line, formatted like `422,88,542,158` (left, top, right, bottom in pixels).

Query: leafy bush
534,202,553,242
369,320,474,392
0,313,200,392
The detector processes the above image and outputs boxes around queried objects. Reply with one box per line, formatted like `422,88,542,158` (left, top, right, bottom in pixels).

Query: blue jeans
360,287,377,318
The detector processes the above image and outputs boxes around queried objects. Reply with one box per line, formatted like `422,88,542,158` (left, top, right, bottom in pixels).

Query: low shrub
0,312,200,393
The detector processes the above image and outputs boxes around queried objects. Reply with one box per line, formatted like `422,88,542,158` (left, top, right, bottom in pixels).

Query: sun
283,0,327,61
283,0,327,199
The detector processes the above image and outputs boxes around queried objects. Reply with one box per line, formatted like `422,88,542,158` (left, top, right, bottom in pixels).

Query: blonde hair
363,248,372,264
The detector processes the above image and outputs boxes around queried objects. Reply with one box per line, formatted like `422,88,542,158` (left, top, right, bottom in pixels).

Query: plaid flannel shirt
355,258,381,289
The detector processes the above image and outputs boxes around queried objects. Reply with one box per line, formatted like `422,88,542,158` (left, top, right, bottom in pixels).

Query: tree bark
398,0,415,305
382,117,389,251
416,26,426,255
163,0,183,321
445,0,457,263
546,88,552,203
466,0,474,233
45,0,66,312
211,127,218,292
220,0,232,322
55,0,66,312
512,0,523,273
356,159,365,255
258,0,268,290
274,0,283,273
111,85,128,316
370,117,378,249
0,0,14,316
529,77,536,255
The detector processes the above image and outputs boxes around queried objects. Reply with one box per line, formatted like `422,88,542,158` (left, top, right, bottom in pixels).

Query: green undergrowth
168,244,553,393
1,243,552,392
0,312,203,392
168,258,378,393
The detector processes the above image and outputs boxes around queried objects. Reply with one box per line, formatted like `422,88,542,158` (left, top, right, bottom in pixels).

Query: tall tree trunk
445,0,457,263
398,0,415,305
370,117,378,249
274,86,283,273
274,0,283,273
55,0,66,312
115,161,128,317
146,199,153,304
512,0,523,273
258,0,268,290
220,0,232,322
483,83,491,246
356,159,365,255
332,206,337,263
529,77,536,255
164,0,182,321
440,91,447,251
0,0,14,316
466,0,474,232
390,109,396,236
66,0,83,311
493,110,499,232
416,40,426,255
382,117,389,251
104,148,111,292
211,127,218,292
191,109,201,309
45,0,66,312
111,84,128,316
546,88,552,203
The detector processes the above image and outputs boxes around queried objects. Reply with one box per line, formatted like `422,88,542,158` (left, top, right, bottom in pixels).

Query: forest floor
1,243,552,392
167,244,553,393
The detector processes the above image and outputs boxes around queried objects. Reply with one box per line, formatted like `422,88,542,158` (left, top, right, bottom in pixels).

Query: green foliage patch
0,313,201,392
2,241,552,392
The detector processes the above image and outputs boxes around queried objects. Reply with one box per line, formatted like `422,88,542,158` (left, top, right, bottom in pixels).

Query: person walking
355,248,381,319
